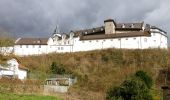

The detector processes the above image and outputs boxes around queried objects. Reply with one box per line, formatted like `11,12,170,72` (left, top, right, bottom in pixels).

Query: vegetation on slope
0,48,169,99
106,70,153,100
13,48,169,99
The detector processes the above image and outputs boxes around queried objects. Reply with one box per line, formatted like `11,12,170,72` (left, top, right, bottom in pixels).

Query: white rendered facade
3,19,168,56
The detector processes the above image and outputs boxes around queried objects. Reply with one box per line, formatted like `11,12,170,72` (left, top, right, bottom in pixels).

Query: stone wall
44,85,69,93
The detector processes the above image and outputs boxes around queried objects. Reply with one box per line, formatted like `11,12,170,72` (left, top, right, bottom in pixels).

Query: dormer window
131,24,134,28
101,28,104,31
93,30,95,32
122,24,125,28
70,32,74,38
37,40,40,43
85,32,88,34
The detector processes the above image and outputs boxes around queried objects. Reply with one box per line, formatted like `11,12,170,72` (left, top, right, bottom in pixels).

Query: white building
0,59,28,80
6,19,169,56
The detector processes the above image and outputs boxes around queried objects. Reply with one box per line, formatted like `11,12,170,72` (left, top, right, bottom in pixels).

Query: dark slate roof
73,20,144,37
15,38,48,45
116,22,143,30
74,26,105,37
151,26,167,34
80,31,151,40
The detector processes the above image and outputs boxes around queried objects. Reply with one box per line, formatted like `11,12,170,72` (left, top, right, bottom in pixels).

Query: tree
50,62,66,75
135,70,153,89
106,70,153,100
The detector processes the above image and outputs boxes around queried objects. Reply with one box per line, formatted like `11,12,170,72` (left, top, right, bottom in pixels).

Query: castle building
13,19,168,56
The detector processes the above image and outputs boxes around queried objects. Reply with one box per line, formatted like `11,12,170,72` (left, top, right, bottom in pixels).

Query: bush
106,71,153,100
135,70,153,89
50,62,66,75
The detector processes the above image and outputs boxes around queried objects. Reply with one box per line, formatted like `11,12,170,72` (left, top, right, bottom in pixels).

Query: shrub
50,62,66,75
106,71,153,100
135,70,153,89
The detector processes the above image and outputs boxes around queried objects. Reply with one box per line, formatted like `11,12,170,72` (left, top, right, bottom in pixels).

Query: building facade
8,19,168,56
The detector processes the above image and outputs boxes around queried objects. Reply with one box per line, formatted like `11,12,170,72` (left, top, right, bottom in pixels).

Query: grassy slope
0,93,59,100
13,48,169,99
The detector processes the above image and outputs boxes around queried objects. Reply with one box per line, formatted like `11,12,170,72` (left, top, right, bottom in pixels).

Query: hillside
0,48,168,99
3,48,165,99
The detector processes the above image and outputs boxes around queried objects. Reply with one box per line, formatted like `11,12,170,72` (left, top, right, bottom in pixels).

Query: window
33,45,35,48
64,42,66,45
154,40,156,42
122,24,125,28
111,39,113,41
144,38,147,42
103,40,105,42
118,39,121,41
82,41,85,43
89,40,91,42
39,45,41,48
133,38,136,40
96,40,98,42
37,40,40,43
61,47,64,50
20,45,22,48
68,41,70,44
126,38,128,40
26,45,28,48
58,47,60,50
153,33,155,36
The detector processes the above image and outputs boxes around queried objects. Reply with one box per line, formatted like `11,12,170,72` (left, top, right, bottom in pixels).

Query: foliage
50,62,66,75
135,70,153,89
106,71,153,100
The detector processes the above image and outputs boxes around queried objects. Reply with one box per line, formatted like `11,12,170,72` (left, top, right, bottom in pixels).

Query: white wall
18,69,27,80
0,70,14,76
72,32,167,52
14,45,48,56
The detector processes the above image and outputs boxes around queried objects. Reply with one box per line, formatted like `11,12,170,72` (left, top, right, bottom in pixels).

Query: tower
104,19,116,34
53,25,60,35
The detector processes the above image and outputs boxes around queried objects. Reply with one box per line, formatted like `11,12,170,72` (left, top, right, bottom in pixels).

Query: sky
0,0,169,42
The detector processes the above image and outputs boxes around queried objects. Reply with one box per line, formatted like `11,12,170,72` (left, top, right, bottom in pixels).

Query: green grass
0,93,60,100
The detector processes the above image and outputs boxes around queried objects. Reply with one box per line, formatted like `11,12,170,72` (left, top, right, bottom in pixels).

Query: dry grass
1,48,170,99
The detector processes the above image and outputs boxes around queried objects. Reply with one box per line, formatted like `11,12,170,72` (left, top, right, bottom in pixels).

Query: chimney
104,19,116,34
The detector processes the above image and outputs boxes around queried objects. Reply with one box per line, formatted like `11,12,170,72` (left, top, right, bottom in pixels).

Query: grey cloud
0,0,169,44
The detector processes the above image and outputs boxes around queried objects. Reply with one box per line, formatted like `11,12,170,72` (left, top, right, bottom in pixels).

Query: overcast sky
0,0,169,41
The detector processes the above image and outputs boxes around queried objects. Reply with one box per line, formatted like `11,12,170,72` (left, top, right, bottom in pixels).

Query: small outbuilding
0,58,28,80
44,75,77,93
